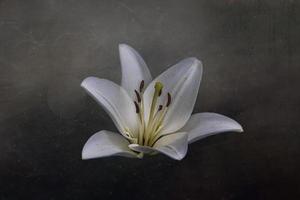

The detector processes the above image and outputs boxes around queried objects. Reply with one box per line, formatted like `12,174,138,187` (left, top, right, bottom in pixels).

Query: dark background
0,0,299,199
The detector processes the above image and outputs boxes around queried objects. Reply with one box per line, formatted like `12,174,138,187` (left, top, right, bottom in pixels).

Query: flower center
131,80,171,147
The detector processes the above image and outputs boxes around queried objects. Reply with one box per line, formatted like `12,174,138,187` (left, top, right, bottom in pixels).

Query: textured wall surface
0,0,299,199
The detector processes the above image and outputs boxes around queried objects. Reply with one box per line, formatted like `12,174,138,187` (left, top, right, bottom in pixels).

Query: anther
158,105,163,111
139,80,145,93
134,90,141,102
166,93,172,107
134,101,140,113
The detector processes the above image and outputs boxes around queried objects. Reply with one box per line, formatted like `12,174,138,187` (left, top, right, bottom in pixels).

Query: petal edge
143,57,203,135
119,44,152,98
81,77,139,138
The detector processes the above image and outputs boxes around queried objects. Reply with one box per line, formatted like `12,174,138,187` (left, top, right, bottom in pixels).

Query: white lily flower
81,44,243,160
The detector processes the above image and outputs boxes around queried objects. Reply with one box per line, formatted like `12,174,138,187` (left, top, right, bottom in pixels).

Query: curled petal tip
238,126,244,133
81,152,89,160
80,77,89,88
186,57,202,66
233,121,244,133
80,76,97,89
118,43,126,48
81,143,92,160
180,57,203,77
187,56,200,62
118,43,132,50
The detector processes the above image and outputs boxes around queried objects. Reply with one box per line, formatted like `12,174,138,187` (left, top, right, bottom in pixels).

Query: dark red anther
139,80,145,92
166,93,171,107
158,105,163,111
134,90,141,102
134,101,140,113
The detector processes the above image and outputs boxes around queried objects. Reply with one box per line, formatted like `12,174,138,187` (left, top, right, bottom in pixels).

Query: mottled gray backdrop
0,0,299,199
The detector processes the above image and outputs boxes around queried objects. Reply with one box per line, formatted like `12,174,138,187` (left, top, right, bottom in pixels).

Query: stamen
166,93,172,107
139,80,145,92
134,90,141,102
134,101,140,113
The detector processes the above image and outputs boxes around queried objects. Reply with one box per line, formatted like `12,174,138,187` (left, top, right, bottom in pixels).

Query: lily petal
154,132,188,160
119,44,152,98
81,77,139,138
82,130,138,159
180,112,243,144
129,132,188,160
143,58,202,135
